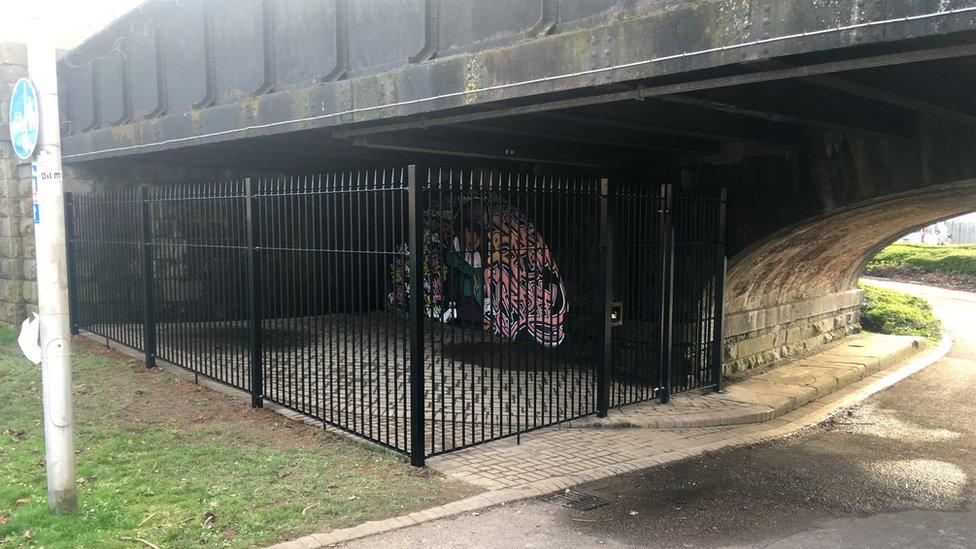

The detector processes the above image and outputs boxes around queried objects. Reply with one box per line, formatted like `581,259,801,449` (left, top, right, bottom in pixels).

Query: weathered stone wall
723,290,863,374
0,43,36,328
703,116,976,373
0,43,237,329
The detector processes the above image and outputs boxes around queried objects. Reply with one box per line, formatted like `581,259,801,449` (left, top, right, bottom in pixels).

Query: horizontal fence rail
66,166,726,465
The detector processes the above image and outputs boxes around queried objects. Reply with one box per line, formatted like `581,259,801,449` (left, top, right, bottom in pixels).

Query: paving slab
570,333,922,430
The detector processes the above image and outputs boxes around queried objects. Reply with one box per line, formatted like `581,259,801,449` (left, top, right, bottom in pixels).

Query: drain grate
540,489,613,511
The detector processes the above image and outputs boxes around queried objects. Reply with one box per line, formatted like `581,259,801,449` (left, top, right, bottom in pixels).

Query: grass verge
859,283,942,340
0,333,475,548
867,243,976,276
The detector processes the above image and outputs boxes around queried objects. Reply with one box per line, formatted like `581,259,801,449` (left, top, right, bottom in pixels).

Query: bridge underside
62,2,976,372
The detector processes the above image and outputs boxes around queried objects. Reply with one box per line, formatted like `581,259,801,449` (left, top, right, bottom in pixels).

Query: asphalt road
345,279,976,548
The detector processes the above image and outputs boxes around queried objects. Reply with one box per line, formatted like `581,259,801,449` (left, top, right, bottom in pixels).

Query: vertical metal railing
947,219,976,244
658,184,675,404
245,178,264,408
606,182,726,405
253,170,411,454
608,182,664,407
70,188,145,351
65,169,726,463
711,188,728,392
140,185,157,369
150,182,251,391
417,168,601,456
408,165,426,466
63,192,79,336
596,177,612,417
669,189,726,394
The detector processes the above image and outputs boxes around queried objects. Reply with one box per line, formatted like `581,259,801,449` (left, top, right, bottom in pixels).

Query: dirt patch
866,266,976,294
75,336,362,449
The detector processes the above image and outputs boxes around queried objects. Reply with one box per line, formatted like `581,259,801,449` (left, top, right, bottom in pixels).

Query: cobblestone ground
568,390,760,428
86,313,661,455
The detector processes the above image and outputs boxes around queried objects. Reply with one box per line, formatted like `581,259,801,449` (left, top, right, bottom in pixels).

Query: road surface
345,279,976,548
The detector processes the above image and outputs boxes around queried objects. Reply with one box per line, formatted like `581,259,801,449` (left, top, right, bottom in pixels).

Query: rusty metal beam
803,73,976,127
757,58,976,127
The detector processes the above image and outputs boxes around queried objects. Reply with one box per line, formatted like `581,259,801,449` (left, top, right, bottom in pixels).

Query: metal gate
417,168,604,456
608,183,727,407
66,165,725,465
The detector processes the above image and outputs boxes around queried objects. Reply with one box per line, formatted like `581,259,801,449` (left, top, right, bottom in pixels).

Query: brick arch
726,179,976,313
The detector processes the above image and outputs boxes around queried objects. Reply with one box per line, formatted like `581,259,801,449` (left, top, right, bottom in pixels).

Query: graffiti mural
392,193,568,347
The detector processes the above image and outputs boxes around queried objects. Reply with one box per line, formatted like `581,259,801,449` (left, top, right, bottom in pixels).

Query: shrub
859,283,942,340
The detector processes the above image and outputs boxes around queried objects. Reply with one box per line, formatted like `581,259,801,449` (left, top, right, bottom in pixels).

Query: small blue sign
8,78,39,160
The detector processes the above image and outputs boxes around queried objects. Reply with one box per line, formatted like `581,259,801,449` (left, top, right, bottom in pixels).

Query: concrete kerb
270,334,951,549
784,334,951,428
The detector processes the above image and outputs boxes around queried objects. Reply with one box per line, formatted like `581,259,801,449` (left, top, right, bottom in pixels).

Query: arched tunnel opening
853,205,976,341
728,181,976,311
719,177,976,372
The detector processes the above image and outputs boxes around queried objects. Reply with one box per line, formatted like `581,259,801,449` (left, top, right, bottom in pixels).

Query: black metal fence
418,169,604,456
608,181,665,408
66,165,725,465
151,182,252,390
70,189,146,352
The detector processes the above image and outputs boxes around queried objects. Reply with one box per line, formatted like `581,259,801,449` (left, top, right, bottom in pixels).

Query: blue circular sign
8,78,39,160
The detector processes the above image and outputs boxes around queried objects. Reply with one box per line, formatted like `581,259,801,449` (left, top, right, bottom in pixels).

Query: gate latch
610,301,623,327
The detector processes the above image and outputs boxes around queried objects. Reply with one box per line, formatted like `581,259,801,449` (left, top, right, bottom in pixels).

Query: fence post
139,186,157,368
597,178,612,417
658,184,675,404
712,188,728,392
407,165,426,467
63,192,79,335
245,178,264,408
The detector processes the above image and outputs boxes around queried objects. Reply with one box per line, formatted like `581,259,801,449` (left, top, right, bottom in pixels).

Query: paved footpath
425,333,922,492
329,279,975,548
277,282,954,548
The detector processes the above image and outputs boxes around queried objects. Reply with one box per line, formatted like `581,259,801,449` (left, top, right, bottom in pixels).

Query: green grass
0,333,472,548
859,283,942,340
867,243,976,277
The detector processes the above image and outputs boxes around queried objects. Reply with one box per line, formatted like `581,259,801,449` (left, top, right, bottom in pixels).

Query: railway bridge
16,0,976,460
